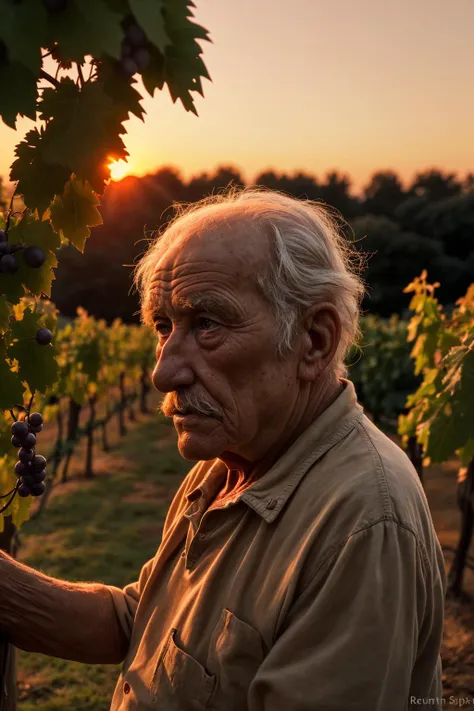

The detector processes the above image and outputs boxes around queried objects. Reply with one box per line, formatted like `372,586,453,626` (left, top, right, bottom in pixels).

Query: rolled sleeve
248,519,441,711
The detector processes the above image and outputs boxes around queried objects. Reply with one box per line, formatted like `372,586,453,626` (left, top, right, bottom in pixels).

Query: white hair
134,186,365,378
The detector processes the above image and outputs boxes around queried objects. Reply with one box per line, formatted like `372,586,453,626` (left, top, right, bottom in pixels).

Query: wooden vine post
0,2,211,706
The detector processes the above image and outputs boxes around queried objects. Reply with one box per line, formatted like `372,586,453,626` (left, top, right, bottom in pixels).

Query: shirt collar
185,379,363,523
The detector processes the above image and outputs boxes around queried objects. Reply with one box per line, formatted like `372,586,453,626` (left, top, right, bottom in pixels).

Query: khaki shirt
107,380,446,710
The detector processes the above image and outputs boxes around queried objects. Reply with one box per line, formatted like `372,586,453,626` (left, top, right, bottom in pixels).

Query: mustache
160,390,223,421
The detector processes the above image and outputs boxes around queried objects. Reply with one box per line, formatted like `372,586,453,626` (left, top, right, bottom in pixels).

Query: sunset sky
0,0,473,195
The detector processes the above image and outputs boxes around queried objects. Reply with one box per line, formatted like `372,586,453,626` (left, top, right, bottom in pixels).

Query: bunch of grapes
0,228,46,275
119,17,151,77
11,413,47,498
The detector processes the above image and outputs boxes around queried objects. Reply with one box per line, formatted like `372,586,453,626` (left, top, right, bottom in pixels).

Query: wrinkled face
148,221,301,462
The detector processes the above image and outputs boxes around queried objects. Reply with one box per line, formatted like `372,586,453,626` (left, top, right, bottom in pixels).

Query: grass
15,408,190,711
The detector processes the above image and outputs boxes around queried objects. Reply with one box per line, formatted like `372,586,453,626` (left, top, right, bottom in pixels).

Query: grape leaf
8,211,61,252
40,79,128,193
50,178,103,252
0,61,38,129
17,249,59,299
0,0,47,75
44,0,124,62
0,344,25,411
9,129,71,215
8,309,59,393
129,0,171,53
96,58,146,123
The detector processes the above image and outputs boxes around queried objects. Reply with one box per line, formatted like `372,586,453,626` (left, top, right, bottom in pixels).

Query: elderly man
0,188,446,710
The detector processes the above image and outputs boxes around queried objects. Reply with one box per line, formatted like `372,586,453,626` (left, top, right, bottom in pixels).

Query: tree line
2,165,473,321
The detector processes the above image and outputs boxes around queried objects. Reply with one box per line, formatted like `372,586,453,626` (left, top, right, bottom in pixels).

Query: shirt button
123,681,131,695
266,498,277,509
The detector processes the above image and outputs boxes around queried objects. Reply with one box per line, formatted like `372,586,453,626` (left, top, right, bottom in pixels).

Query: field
12,401,474,710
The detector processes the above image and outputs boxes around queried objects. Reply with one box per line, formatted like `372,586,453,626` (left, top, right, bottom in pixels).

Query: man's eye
154,322,171,336
198,317,219,331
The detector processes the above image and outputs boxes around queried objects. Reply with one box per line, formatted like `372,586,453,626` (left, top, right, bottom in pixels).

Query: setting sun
108,159,131,181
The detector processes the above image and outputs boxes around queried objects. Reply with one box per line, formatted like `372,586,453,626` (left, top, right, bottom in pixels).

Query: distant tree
319,170,361,219
187,165,244,201
363,170,406,218
399,193,474,262
409,168,462,201
463,172,474,194
350,215,470,314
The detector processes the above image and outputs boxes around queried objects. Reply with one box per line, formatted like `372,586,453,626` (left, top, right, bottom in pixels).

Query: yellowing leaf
50,177,103,252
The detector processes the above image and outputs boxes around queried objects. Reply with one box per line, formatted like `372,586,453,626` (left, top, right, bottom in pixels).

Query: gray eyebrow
150,291,244,321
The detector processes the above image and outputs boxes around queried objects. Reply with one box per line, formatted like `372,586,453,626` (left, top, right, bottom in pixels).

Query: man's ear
297,302,341,381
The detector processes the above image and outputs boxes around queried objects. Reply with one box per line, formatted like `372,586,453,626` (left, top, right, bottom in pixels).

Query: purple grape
121,39,132,57
125,23,147,47
11,421,29,439
134,48,150,71
30,482,46,497
11,435,22,447
32,424,44,433
33,469,47,483
28,412,43,428
33,455,47,472
24,246,46,269
23,432,36,449
21,473,36,489
18,484,31,498
0,241,10,254
14,461,27,477
0,229,6,242
36,328,52,345
0,254,18,273
119,57,138,77
18,448,34,463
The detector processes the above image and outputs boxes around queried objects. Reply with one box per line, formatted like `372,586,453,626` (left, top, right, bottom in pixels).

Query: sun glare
108,159,131,181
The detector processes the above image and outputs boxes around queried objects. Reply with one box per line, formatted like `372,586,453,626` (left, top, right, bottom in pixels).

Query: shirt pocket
151,627,217,710
207,608,266,710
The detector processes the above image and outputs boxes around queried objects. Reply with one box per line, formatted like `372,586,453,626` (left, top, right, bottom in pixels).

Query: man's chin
176,432,223,462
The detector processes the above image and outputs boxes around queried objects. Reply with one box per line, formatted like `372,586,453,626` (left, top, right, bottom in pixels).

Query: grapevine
0,0,211,525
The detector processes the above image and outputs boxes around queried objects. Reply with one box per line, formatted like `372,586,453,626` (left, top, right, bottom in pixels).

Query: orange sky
1,0,473,195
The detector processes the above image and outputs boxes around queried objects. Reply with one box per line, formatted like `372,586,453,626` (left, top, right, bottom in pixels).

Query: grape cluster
119,17,151,77
11,414,47,498
0,229,46,275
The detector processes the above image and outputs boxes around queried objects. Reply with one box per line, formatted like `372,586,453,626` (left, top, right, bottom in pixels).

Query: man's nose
151,333,195,393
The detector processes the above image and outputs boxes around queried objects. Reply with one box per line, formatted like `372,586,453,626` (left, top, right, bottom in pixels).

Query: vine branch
40,70,60,88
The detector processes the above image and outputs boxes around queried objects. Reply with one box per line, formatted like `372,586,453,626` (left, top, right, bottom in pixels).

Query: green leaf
44,0,124,62
9,129,71,215
7,309,59,393
40,79,128,193
129,0,171,53
8,211,61,252
0,61,38,129
0,0,47,75
97,58,146,123
50,177,103,252
0,344,25,411
17,249,58,299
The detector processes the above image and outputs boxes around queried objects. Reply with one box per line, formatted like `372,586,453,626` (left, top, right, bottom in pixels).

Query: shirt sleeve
106,556,157,642
248,519,444,711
